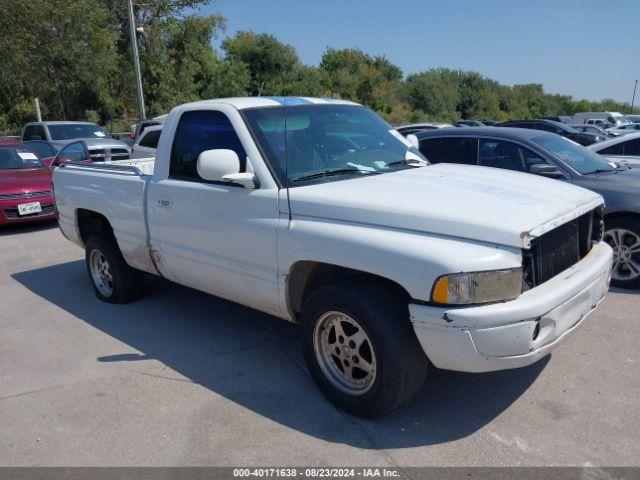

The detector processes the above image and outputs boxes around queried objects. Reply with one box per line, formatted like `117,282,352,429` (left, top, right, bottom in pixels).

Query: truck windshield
243,104,427,186
532,135,616,175
48,123,110,140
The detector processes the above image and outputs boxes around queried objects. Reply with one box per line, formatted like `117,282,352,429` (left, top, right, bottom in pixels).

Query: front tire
300,282,428,418
85,235,143,303
603,216,640,289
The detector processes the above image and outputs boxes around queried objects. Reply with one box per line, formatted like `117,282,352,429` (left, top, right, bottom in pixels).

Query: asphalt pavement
1,221,638,467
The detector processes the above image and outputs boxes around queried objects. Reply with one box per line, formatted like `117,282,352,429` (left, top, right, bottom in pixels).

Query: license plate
17,201,42,216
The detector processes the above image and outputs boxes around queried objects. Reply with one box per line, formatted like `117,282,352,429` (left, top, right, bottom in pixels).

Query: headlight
431,268,522,306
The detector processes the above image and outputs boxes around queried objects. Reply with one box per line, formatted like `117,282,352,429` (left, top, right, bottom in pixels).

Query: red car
0,141,57,225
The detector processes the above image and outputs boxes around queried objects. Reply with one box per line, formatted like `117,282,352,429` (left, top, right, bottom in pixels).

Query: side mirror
529,163,564,179
197,149,256,188
111,133,120,140
53,156,71,166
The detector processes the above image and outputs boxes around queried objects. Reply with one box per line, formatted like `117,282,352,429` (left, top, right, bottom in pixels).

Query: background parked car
21,140,57,166
573,111,630,126
395,122,454,136
626,115,640,123
497,119,604,145
543,115,573,123
130,125,161,159
588,131,640,167
129,119,163,142
0,141,56,225
606,123,640,136
455,120,485,127
570,124,618,138
21,121,130,162
412,127,640,288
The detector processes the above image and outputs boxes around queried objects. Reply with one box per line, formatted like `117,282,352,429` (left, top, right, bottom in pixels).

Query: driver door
147,108,280,314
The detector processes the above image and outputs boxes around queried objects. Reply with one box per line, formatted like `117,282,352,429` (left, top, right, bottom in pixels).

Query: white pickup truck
53,97,613,417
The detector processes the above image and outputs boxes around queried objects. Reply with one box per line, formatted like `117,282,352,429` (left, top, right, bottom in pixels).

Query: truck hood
0,168,52,195
288,164,603,249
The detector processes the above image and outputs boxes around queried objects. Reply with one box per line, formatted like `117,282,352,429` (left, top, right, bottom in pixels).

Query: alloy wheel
313,311,377,396
89,249,114,296
604,228,640,282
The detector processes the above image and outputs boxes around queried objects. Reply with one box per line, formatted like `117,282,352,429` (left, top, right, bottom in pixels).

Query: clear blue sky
197,0,640,103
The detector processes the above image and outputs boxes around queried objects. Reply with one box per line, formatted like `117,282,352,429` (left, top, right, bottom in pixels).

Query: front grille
523,207,603,290
111,148,130,160
3,203,56,219
0,190,52,200
89,148,129,162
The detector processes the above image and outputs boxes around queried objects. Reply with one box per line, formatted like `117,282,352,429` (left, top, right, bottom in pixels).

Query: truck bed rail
59,161,149,177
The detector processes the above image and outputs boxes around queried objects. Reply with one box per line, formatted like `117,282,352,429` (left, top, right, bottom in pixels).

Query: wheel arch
76,208,114,246
604,210,640,224
286,261,411,322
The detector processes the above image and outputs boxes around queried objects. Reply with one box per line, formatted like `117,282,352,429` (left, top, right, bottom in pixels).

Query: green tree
0,0,120,128
404,69,460,121
141,15,249,115
222,31,300,96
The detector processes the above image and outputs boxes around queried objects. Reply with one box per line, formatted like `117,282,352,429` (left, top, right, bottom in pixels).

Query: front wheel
603,216,640,289
300,282,428,418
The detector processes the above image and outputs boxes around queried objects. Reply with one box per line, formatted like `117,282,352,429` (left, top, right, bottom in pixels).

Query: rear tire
603,216,640,289
85,235,143,303
300,282,428,418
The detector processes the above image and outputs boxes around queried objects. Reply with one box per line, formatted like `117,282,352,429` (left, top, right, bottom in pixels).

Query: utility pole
632,79,638,114
126,0,146,120
34,98,42,122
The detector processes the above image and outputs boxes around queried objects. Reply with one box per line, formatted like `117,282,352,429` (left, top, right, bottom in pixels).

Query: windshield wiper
385,159,427,168
292,167,375,182
584,168,616,175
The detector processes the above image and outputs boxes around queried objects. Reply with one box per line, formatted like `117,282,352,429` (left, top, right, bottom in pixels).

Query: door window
623,139,640,156
418,137,477,164
479,139,547,172
23,125,46,141
599,143,624,155
170,110,246,180
56,142,88,164
138,129,161,149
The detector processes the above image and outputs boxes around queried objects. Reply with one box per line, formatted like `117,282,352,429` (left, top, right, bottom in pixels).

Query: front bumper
0,197,57,224
410,241,612,373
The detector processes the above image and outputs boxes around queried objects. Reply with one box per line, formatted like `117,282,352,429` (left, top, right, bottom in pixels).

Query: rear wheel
300,282,428,418
85,235,143,303
603,216,640,289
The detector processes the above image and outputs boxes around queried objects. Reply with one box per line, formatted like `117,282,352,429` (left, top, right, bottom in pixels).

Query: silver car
21,121,130,162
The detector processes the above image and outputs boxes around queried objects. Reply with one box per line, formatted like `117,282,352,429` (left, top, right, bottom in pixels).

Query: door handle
157,197,172,208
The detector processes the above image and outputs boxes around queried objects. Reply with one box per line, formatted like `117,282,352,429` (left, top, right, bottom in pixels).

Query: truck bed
53,162,156,273
109,157,155,175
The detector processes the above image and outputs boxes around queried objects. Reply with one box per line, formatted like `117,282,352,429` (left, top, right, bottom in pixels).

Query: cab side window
418,137,477,165
599,143,624,155
623,139,640,156
479,139,547,172
170,110,246,181
23,125,46,141
139,130,161,149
